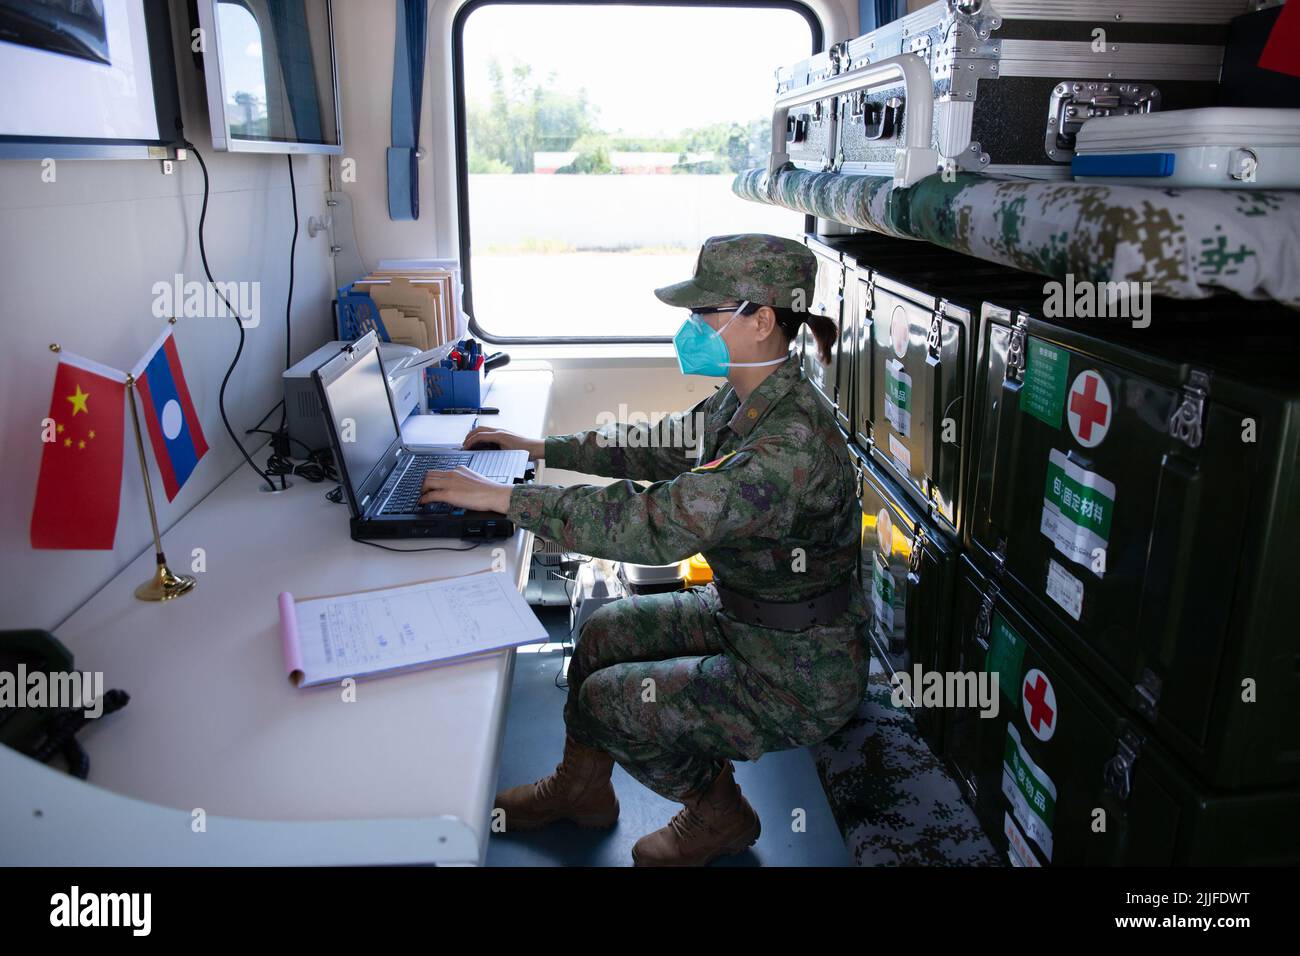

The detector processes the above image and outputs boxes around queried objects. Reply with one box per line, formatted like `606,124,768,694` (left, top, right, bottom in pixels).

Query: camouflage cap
654,234,816,311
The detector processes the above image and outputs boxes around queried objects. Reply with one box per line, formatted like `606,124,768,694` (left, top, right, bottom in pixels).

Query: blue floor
486,607,852,867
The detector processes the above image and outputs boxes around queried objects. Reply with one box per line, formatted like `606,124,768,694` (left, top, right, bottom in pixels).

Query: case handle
863,96,902,141
988,374,1024,540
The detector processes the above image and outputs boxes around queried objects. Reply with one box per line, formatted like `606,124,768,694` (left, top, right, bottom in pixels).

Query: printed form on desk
278,570,546,687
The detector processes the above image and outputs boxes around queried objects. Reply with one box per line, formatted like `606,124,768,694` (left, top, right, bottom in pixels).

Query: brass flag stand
48,338,195,601
126,370,196,601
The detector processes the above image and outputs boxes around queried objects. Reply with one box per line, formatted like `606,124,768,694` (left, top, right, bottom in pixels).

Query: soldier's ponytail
741,303,837,366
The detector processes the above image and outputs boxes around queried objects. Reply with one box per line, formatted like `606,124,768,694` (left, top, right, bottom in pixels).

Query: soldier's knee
574,598,633,667
576,668,634,740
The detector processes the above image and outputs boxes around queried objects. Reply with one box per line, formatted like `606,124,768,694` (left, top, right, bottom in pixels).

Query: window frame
451,0,823,345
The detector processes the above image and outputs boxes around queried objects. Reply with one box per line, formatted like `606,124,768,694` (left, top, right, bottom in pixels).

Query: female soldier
419,233,867,866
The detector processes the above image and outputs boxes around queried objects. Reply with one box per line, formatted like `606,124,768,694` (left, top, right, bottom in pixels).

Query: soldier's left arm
506,437,799,566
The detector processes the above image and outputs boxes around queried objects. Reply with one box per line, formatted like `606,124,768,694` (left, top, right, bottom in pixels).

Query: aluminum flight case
946,555,1300,866
776,50,839,173
781,0,1250,182
851,445,960,753
968,294,1300,790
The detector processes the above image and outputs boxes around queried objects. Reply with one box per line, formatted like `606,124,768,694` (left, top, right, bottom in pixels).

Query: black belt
714,578,853,631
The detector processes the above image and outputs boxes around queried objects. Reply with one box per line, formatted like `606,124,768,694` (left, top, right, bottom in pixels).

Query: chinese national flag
30,354,128,550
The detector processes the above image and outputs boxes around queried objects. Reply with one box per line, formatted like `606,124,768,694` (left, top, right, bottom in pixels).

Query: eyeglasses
691,304,743,317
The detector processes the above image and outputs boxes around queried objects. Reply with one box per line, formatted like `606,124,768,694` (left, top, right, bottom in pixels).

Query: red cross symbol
1023,672,1056,738
1069,372,1110,442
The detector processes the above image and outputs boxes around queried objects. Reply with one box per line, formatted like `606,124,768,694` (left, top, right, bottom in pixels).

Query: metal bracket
828,41,846,76
991,538,1008,577
1045,81,1161,162
927,306,945,359
1103,729,1143,802
1135,668,1163,723
1005,316,1028,383
1169,369,1210,450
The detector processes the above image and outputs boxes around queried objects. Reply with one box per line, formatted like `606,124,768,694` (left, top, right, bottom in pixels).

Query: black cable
352,538,485,554
185,141,278,492
249,400,284,433
263,447,338,484
279,154,298,439
245,426,316,459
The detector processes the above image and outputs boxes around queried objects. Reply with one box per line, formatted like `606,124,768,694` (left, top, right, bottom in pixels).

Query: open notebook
278,570,546,688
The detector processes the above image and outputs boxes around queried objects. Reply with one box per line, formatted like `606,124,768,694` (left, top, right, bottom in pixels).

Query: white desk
10,367,553,866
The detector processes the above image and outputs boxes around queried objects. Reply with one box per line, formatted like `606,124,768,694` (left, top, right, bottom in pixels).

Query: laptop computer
314,332,529,540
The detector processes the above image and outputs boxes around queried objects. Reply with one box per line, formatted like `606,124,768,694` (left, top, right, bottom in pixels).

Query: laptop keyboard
380,453,472,515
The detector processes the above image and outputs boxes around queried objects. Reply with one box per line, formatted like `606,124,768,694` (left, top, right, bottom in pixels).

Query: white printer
282,340,423,454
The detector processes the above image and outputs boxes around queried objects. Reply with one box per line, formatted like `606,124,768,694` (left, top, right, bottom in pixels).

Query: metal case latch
974,581,999,645
1005,316,1028,383
908,527,925,576
1044,82,1162,161
1104,729,1143,801
1169,369,1210,450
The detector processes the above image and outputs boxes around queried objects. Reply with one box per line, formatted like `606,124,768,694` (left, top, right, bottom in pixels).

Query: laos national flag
132,327,209,502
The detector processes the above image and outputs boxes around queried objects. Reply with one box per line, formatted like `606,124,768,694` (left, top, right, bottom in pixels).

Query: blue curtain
859,0,903,34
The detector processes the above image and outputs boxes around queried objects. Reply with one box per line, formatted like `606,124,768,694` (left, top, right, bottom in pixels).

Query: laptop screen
320,346,400,498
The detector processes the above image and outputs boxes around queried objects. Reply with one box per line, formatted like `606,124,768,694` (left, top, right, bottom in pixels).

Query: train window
454,1,819,341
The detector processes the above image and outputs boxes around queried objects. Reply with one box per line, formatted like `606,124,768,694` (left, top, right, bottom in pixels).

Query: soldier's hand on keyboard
419,466,512,514
463,426,544,459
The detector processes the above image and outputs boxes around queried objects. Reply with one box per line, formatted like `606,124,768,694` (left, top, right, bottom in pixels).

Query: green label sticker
985,612,1027,705
1001,724,1057,861
872,551,896,639
1020,338,1069,428
884,359,912,437
1041,448,1116,577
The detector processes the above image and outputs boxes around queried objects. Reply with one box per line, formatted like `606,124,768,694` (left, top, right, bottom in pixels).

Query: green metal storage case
802,234,854,436
845,239,1043,539
851,444,959,752
946,556,1300,866
967,297,1300,790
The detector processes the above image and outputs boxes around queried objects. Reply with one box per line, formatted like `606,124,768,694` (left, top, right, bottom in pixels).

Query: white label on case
1045,558,1084,622
1004,812,1043,868
888,433,912,473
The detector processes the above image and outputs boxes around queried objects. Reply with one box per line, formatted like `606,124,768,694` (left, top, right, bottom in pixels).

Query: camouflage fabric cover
507,353,870,800
733,167,909,239
733,167,1300,308
812,652,1001,867
653,233,817,310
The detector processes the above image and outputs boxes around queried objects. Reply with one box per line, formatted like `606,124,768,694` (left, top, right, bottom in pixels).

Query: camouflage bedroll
732,167,1300,309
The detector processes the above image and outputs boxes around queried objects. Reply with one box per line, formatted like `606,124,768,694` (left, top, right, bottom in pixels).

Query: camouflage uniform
506,235,869,802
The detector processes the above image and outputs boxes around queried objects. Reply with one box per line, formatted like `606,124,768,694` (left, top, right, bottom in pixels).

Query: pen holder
425,364,484,409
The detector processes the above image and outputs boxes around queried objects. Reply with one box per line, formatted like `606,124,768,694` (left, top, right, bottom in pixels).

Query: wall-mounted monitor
0,0,183,160
196,0,342,155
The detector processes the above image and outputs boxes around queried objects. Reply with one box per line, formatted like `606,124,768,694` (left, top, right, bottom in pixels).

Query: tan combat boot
631,761,761,866
494,735,620,832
